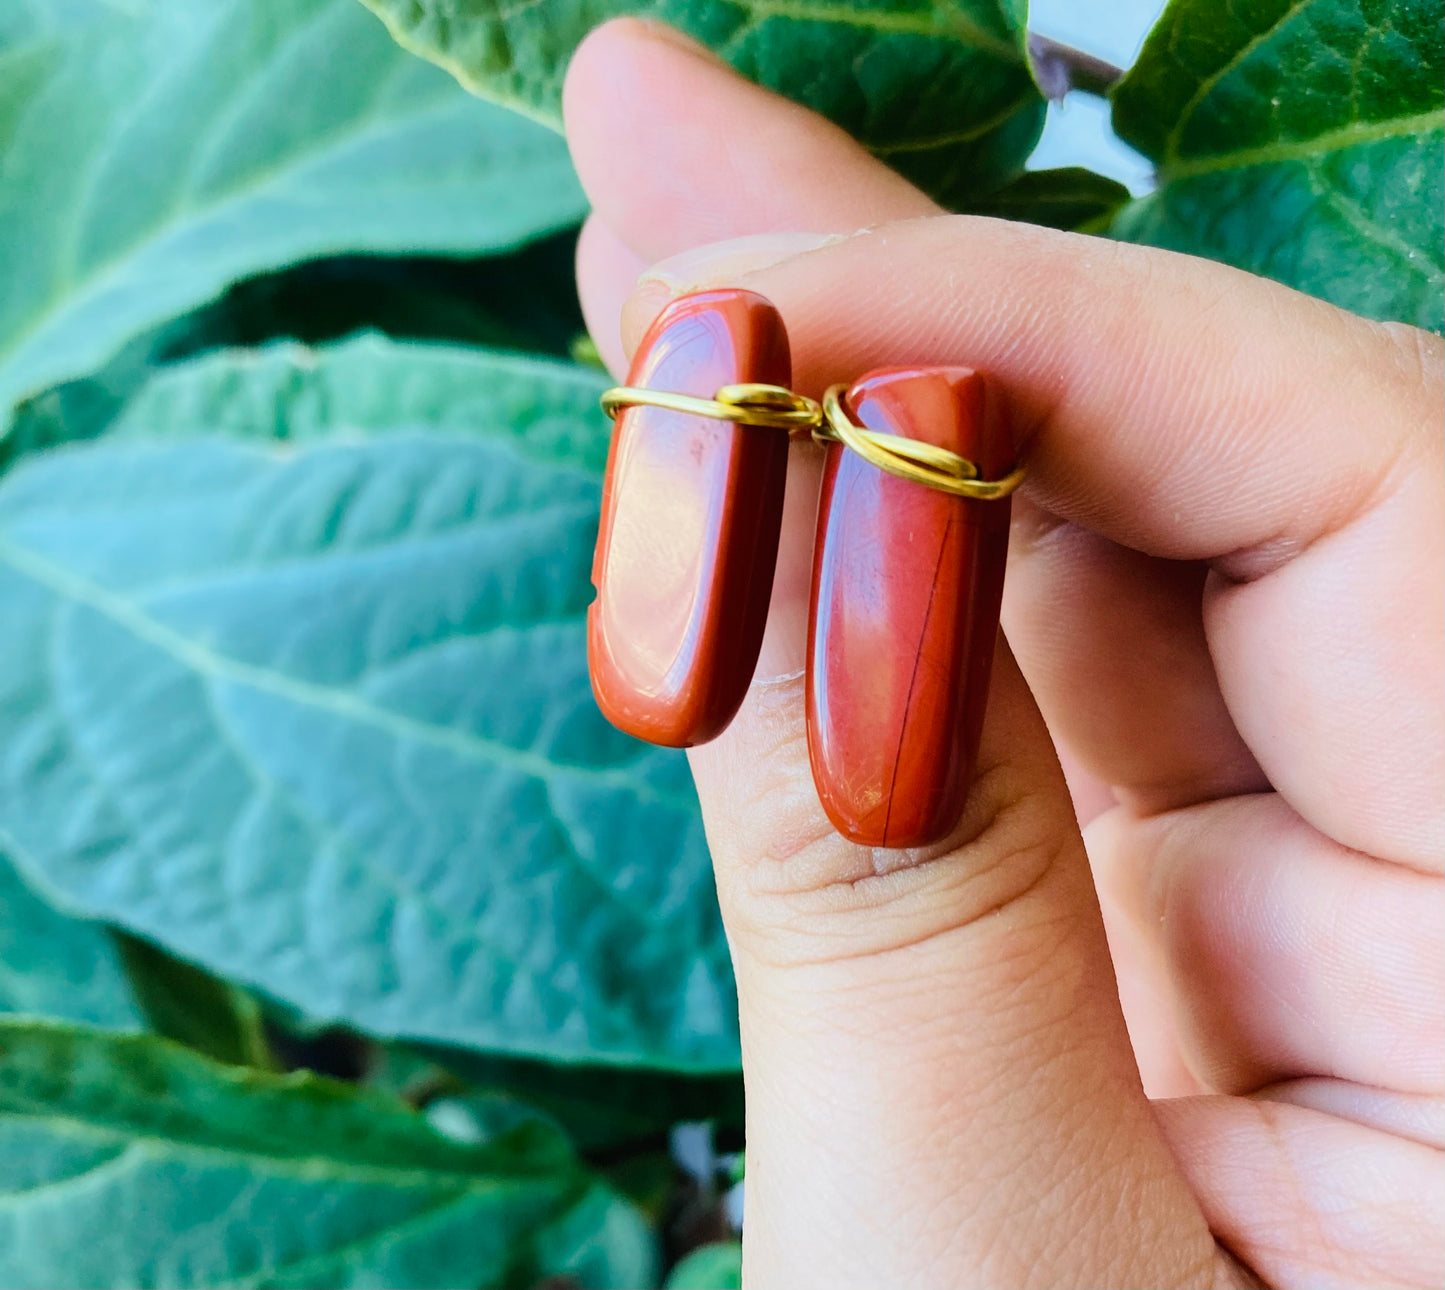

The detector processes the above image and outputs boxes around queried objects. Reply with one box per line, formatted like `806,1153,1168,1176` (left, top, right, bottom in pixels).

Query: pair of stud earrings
586,288,1024,849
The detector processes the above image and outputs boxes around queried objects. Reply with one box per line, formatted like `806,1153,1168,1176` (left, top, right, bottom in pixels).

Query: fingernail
641,232,849,295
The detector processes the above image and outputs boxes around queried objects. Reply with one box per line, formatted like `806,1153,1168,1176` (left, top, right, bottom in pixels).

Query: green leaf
0,1019,658,1288
1110,0,1444,329
370,1040,742,1156
969,166,1131,229
355,0,1046,208
0,0,585,423
113,933,277,1069
665,1242,743,1289
157,231,591,363
3,229,588,473
425,1047,745,1152
0,847,143,1030
0,337,739,1072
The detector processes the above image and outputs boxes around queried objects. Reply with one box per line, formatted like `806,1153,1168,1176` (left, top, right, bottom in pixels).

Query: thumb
685,453,1216,1287
562,22,1225,1283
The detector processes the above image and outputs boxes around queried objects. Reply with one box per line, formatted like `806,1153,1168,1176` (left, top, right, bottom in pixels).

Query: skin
564,20,1445,1288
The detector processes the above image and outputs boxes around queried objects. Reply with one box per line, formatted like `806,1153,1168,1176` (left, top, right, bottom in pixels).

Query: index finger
568,28,1443,871
675,217,1442,870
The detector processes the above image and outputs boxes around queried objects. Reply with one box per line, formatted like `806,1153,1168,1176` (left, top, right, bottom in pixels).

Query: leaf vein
715,0,1020,60
871,89,1036,153
0,537,690,810
1164,0,1331,163
0,1143,135,1206
1160,109,1444,178
1303,166,1444,280
0,1109,548,1189
216,1175,569,1290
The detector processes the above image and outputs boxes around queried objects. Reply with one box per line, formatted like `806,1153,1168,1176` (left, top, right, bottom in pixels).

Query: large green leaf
0,1019,657,1288
1110,0,1444,329
0,0,585,423
0,337,738,1071
2,230,588,473
0,848,143,1030
355,0,1046,208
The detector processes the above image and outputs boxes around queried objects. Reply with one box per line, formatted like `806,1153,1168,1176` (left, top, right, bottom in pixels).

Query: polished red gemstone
588,289,791,747
806,367,1015,847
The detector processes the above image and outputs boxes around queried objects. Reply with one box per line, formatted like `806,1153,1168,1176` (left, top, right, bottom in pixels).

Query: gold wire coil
600,381,1026,501
599,382,820,429
817,384,1027,501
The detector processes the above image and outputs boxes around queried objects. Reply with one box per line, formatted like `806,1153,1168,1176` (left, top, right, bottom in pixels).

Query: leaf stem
1027,34,1124,102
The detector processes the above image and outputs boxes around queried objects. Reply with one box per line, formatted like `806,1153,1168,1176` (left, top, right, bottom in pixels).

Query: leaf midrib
723,0,1021,62
0,536,694,811
1161,0,1332,165
0,30,570,413
190,657,689,1009
1158,108,1444,180
2,93,523,395
360,0,1025,129
218,1178,574,1289
0,1103,562,1192
870,89,1036,155
0,1126,590,1288
49,0,352,314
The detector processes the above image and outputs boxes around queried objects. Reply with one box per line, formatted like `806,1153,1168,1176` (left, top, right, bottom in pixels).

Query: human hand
564,21,1444,1288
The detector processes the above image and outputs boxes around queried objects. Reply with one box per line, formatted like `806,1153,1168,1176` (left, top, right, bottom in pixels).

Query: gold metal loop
600,383,820,431
599,381,1024,500
817,385,1026,501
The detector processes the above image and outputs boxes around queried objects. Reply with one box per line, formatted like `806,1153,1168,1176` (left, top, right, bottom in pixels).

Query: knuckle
725,749,1076,970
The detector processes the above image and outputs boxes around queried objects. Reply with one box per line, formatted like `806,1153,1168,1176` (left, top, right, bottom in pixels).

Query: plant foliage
1111,0,1443,328
0,0,1437,1284
0,1019,654,1288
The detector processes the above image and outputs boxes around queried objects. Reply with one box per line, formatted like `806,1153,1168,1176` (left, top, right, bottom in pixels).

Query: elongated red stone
806,367,1015,847
589,290,791,746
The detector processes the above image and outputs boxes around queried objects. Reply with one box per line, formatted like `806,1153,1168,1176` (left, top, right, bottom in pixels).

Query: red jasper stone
806,367,1015,847
589,289,791,747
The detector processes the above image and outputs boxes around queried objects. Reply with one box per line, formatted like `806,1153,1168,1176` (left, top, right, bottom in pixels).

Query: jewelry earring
591,290,1024,848
806,367,1019,848
588,288,794,746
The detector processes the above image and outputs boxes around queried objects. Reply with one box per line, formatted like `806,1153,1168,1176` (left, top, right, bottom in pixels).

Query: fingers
648,219,1442,869
565,18,1256,822
1092,794,1445,1095
570,41,1226,1274
690,648,1219,1287
563,23,1443,1283
1006,513,1265,812
563,18,936,265
1155,1095,1445,1290
575,216,644,377
570,23,1445,867
1259,1078,1445,1150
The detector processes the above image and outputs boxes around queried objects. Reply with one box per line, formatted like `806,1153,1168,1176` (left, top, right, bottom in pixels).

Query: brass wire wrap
816,384,1027,500
600,381,1026,500
599,382,820,430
